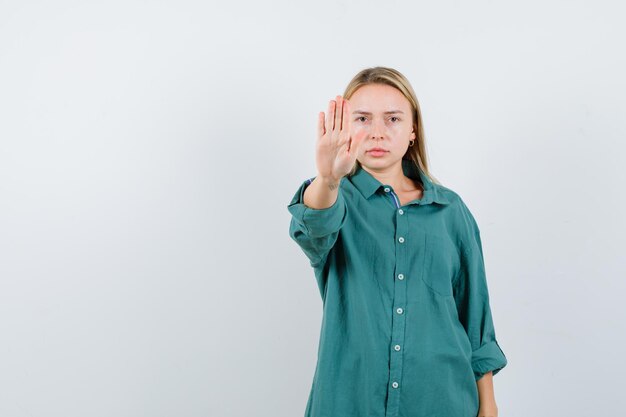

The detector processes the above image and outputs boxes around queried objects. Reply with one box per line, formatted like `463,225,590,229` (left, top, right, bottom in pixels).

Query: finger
349,128,368,154
335,95,343,131
317,112,325,139
337,138,350,157
326,100,335,132
341,99,350,133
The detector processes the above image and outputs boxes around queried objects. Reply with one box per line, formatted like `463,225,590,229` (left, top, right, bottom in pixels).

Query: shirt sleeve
287,177,347,269
452,200,508,381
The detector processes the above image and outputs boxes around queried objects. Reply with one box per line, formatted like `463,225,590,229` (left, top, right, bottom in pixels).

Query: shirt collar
349,158,450,205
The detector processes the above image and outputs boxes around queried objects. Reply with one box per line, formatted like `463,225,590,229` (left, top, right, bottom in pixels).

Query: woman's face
349,83,416,169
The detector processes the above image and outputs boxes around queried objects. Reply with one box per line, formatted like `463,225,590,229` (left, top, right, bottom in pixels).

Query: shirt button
398,237,404,243
397,273,404,280
384,187,390,192
398,209,404,215
392,381,399,388
394,344,401,351
396,307,403,314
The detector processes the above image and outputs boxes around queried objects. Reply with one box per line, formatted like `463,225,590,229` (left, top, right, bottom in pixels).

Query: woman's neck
362,163,421,193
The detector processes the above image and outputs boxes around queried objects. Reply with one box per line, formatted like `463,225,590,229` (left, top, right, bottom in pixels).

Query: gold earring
409,140,415,147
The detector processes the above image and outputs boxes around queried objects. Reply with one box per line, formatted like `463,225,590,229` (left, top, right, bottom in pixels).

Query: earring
409,140,415,147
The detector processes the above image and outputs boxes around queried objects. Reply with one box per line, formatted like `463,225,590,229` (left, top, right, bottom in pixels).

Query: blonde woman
287,67,507,417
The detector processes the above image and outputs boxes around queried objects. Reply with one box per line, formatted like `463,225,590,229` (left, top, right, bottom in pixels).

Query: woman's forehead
350,84,412,112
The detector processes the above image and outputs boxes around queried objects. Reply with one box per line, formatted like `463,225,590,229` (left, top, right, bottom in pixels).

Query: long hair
342,66,441,185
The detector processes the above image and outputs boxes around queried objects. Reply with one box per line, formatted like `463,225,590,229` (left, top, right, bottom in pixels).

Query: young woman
287,67,507,417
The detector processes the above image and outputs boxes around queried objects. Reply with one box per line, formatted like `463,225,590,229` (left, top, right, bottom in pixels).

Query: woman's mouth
368,148,388,157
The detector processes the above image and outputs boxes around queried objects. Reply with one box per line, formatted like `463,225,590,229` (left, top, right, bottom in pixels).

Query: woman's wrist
316,175,342,189
477,403,498,417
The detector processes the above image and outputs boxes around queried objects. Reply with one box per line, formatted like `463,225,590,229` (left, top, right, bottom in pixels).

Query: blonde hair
343,66,442,185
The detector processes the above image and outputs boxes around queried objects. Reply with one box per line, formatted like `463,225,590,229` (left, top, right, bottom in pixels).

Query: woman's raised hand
316,95,367,183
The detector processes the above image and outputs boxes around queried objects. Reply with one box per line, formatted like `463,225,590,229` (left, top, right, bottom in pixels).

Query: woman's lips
368,149,388,157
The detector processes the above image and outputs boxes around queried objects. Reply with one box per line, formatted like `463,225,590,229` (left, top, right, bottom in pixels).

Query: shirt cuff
471,340,508,381
287,177,347,238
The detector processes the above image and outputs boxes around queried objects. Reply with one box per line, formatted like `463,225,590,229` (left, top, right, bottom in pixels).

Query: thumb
349,129,368,154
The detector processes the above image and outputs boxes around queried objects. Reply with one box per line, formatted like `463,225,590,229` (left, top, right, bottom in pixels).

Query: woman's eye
356,116,367,122
390,117,400,122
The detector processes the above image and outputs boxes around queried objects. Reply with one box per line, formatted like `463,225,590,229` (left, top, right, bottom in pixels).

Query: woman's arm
477,371,498,416
287,96,366,270
452,199,507,415
303,175,341,209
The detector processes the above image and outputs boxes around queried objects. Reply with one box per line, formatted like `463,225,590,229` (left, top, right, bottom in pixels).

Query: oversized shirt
287,159,508,417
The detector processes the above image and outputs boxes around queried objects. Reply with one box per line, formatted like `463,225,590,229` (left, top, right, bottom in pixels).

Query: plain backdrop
1,1,625,416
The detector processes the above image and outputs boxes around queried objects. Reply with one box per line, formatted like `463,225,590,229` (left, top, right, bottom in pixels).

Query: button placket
386,188,407,417
383,185,401,209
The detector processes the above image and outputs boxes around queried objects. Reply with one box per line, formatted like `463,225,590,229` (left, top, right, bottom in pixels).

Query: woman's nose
371,119,385,139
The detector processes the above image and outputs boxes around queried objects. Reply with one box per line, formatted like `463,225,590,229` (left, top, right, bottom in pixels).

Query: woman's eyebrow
352,110,405,115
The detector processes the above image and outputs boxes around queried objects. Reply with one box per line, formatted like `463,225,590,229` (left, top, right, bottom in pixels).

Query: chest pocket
421,233,460,297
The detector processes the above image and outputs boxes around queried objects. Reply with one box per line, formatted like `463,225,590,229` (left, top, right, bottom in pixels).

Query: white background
1,1,624,416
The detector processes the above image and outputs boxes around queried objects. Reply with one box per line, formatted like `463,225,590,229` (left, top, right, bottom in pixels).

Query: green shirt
287,159,507,417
